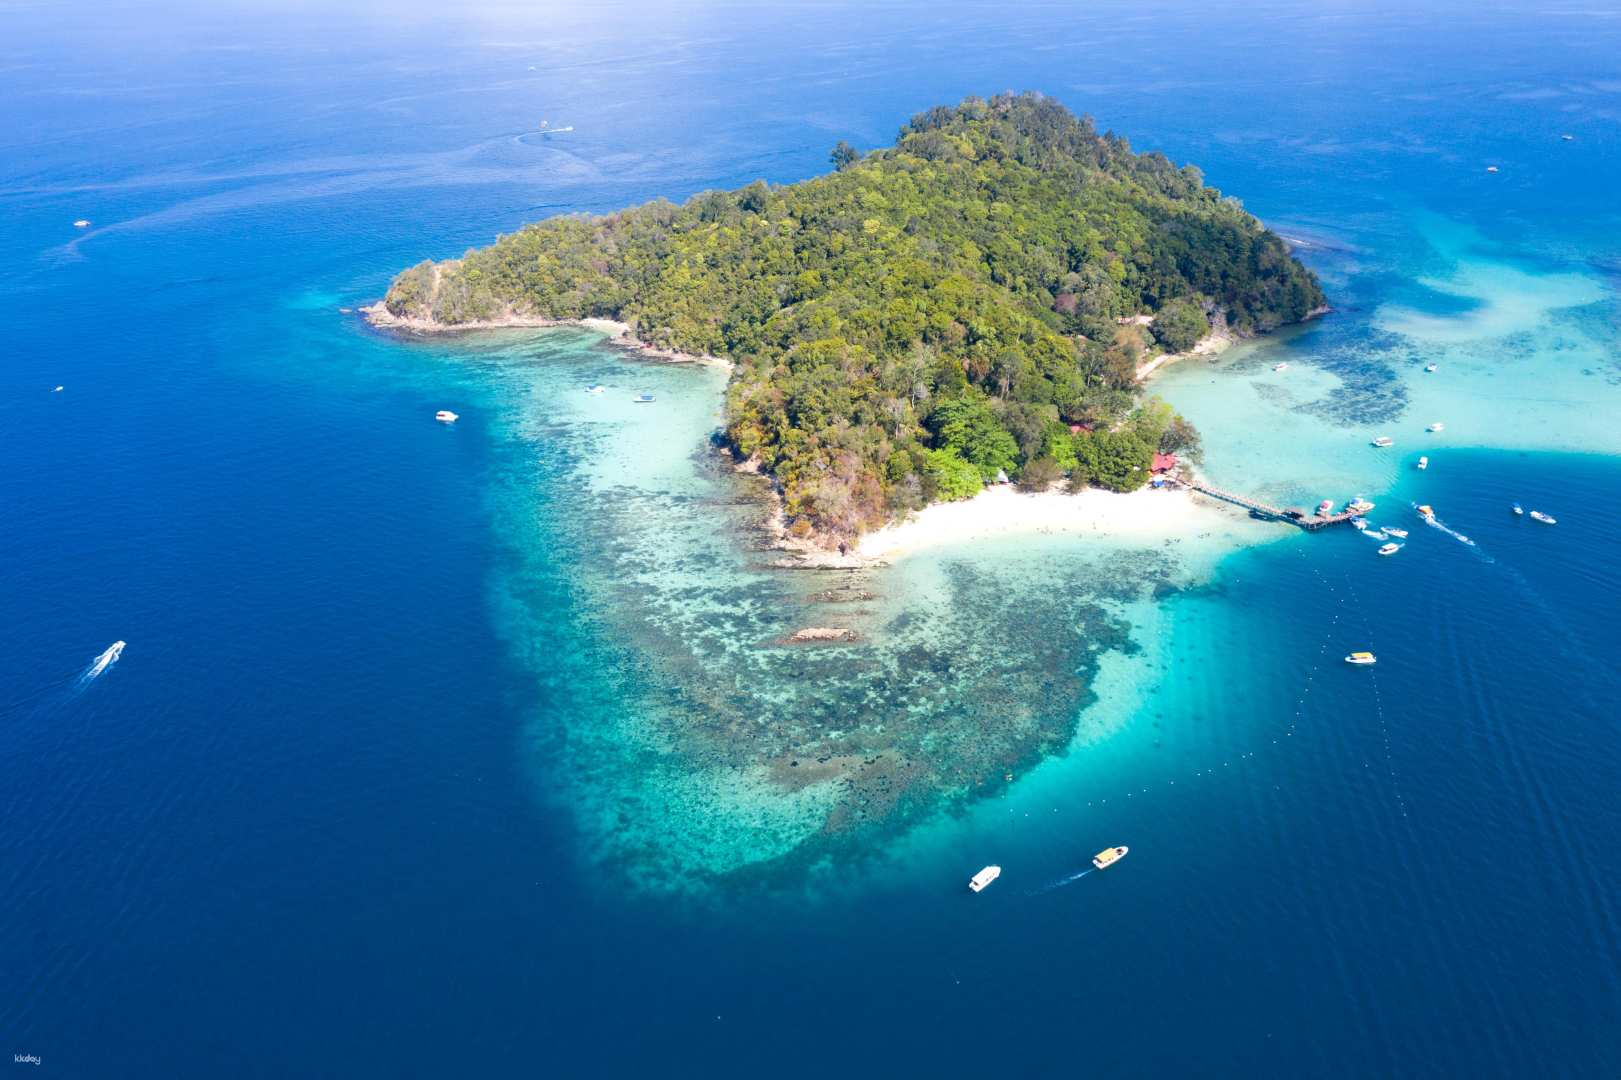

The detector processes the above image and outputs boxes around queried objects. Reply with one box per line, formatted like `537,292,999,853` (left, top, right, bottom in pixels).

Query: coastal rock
785,627,859,643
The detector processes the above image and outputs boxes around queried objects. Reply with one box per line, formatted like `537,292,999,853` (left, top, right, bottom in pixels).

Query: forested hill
383,93,1325,539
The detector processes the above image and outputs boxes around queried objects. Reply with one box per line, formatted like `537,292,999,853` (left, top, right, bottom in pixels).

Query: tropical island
375,92,1324,542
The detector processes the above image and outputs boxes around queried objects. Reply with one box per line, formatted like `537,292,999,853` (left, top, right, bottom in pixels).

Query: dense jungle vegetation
384,93,1324,538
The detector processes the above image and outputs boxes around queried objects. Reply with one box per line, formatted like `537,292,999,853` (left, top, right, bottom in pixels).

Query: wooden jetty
1184,480,1360,532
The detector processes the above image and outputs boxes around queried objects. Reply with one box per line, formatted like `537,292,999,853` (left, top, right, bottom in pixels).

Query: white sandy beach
856,483,1270,562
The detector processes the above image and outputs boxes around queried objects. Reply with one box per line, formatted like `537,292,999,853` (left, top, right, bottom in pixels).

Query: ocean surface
4,1,1620,1075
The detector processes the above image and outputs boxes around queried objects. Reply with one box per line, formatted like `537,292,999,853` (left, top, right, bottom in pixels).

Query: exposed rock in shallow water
786,627,859,643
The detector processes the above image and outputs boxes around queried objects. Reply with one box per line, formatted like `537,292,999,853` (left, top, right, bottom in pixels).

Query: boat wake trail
0,642,124,724
1413,504,1491,559
1027,868,1092,895
78,640,125,684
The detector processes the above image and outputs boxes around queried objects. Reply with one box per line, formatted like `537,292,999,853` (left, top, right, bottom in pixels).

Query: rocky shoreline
359,301,732,370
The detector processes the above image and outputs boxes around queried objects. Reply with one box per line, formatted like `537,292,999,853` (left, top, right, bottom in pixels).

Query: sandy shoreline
360,302,731,369
1135,328,1235,383
855,484,1272,562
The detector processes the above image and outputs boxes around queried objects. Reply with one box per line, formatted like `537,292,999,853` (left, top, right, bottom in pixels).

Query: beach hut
1152,453,1178,474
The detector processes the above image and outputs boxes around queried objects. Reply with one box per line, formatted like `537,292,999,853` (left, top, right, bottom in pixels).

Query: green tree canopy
384,92,1324,538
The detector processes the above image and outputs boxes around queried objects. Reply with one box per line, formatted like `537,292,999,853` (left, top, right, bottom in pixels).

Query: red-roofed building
1152,453,1178,473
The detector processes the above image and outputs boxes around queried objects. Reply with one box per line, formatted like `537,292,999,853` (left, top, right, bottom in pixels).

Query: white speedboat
585,384,605,394
1427,422,1446,433
1378,542,1400,556
87,640,126,678
634,394,655,404
52,385,64,393
1092,846,1129,870
1372,436,1394,448
1351,517,1369,531
1486,165,1499,173
968,865,1001,892
1273,362,1289,372
1345,651,1377,665
1417,456,1428,470
1385,528,1408,539
1365,529,1388,541
1529,510,1557,524
1424,363,1438,372
73,219,91,228
435,410,459,423
1512,503,1523,516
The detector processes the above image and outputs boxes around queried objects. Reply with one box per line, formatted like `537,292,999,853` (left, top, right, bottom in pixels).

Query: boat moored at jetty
968,865,1001,892
1347,497,1375,514
435,410,459,423
1317,499,1335,516
1345,651,1377,665
1092,846,1128,870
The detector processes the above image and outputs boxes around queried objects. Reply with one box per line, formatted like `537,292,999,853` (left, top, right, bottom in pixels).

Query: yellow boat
1092,846,1128,870
1345,651,1377,665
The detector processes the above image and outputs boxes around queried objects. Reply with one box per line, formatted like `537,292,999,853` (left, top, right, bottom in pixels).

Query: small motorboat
1417,504,1435,520
1378,542,1400,556
435,410,459,423
1424,363,1438,372
1427,422,1446,433
86,640,126,678
1529,510,1557,525
1385,527,1408,539
52,385,64,393
1347,497,1375,514
1372,436,1394,448
968,865,1001,893
1365,529,1388,541
1092,846,1129,870
1417,456,1428,470
1273,362,1289,372
73,219,91,228
1345,652,1377,665
1351,516,1369,531
1317,499,1335,516
585,384,605,394
634,394,655,403
1512,503,1523,516
1486,165,1499,173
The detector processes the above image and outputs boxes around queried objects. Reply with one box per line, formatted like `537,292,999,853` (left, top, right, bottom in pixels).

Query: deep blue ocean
4,2,1620,1076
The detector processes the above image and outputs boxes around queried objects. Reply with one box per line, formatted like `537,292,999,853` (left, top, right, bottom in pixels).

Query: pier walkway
1182,479,1361,532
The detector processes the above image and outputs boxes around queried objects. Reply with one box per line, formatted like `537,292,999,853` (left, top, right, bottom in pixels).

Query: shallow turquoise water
4,1,1620,1075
